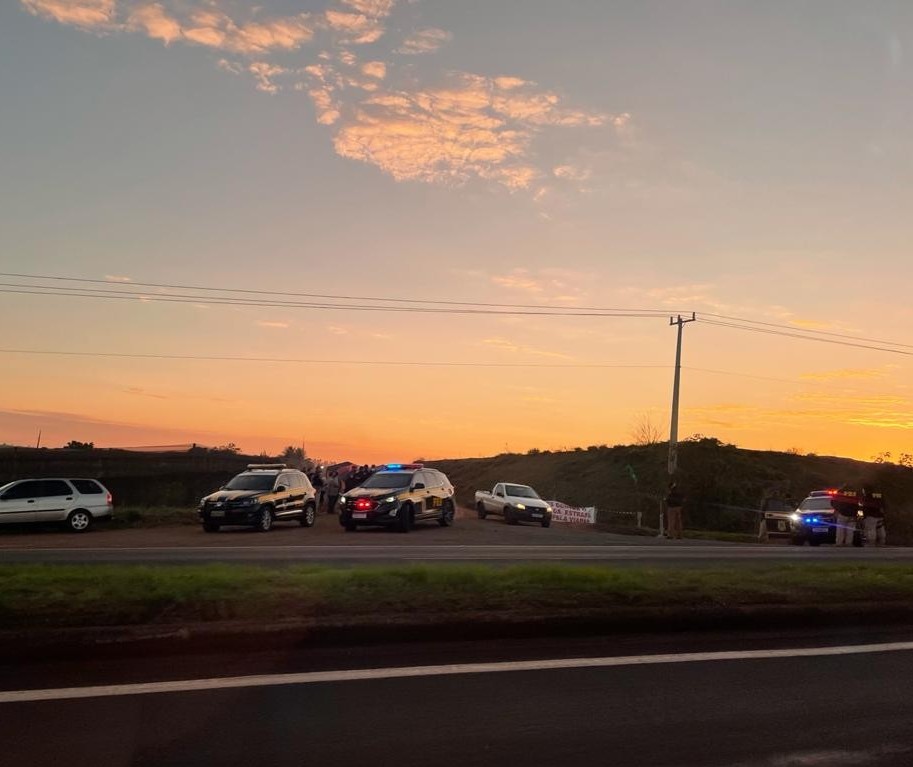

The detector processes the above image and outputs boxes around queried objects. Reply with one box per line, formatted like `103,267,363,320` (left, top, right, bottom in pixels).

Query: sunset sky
1,0,911,463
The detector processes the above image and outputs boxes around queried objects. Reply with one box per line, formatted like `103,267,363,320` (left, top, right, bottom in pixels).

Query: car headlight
241,498,258,507
790,513,801,523
340,496,346,504
384,496,396,503
517,503,526,509
545,506,552,513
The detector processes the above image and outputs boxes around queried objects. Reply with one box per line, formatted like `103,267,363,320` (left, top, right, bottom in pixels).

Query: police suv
338,464,456,533
789,489,858,546
198,464,317,533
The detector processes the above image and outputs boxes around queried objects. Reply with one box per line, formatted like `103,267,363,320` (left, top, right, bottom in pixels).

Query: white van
0,478,113,532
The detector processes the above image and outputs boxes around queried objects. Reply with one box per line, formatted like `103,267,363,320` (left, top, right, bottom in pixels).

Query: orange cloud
488,268,591,303
324,10,385,44
28,1,315,55
800,368,887,382
341,0,396,15
327,73,610,189
257,320,290,329
248,61,286,94
361,61,387,79
479,337,572,360
22,0,116,30
22,0,618,192
396,27,452,55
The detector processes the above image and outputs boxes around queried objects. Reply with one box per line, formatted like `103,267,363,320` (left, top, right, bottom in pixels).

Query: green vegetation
110,506,198,528
430,440,913,543
2,563,913,630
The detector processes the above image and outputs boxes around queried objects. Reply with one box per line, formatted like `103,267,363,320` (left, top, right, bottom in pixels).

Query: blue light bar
386,464,403,470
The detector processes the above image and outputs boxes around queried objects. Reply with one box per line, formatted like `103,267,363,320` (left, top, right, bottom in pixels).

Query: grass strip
2,563,913,631
109,507,199,529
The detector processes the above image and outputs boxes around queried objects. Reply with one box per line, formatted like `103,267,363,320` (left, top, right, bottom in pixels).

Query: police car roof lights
381,463,423,471
246,464,287,471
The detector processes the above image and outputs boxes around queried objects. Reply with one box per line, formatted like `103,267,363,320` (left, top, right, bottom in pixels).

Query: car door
289,473,306,515
274,474,292,517
36,480,75,521
408,471,427,517
492,484,505,513
424,471,445,518
0,480,43,524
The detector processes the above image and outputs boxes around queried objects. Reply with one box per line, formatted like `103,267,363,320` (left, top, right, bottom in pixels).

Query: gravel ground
0,508,638,549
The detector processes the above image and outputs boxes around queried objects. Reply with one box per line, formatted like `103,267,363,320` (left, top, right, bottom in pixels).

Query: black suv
199,465,317,533
339,464,456,532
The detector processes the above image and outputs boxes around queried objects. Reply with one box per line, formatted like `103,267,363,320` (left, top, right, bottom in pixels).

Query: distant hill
429,439,913,543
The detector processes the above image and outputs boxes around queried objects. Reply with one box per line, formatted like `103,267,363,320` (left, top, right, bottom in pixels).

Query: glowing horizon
1,1,911,465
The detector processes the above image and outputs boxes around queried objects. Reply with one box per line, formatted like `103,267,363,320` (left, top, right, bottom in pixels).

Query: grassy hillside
429,440,913,543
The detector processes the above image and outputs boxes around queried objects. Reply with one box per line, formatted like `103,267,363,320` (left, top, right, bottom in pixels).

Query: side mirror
275,485,287,493
413,483,425,491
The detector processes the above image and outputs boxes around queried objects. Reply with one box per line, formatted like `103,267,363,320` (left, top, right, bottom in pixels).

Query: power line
0,272,676,315
0,348,870,385
0,348,671,369
5,271,911,355
700,318,913,357
0,286,667,318
703,312,913,350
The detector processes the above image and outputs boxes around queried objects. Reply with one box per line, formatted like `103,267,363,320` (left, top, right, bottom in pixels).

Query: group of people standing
664,481,889,546
307,464,379,515
833,485,887,547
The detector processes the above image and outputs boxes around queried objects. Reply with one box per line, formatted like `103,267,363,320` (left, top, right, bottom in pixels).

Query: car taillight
106,492,113,505
355,498,376,511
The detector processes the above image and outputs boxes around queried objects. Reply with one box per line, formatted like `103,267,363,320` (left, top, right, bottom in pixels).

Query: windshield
360,472,413,489
799,498,834,512
223,474,275,492
505,485,540,499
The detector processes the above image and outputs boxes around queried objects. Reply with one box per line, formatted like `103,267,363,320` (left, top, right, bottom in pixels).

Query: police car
198,464,317,533
789,489,857,546
338,464,456,533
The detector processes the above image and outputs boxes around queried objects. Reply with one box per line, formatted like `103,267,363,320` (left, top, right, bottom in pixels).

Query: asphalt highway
2,629,912,766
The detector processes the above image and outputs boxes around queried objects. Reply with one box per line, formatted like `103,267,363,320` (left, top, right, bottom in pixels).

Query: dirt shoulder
0,509,638,549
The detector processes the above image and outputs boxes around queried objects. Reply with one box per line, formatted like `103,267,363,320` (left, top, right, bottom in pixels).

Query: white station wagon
0,478,113,532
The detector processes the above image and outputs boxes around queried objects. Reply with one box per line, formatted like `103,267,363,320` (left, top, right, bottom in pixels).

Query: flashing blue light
386,464,403,470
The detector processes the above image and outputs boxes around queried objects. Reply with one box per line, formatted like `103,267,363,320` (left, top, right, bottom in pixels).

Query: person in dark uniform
833,485,859,547
861,485,886,547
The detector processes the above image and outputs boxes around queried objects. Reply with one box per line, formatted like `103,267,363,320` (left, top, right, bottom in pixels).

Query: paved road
1,514,909,565
2,542,913,565
2,630,912,766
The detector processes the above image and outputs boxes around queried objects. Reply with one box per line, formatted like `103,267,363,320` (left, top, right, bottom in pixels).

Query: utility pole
659,313,696,537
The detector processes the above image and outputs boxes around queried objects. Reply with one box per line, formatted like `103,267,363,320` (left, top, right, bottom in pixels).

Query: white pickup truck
474,483,552,527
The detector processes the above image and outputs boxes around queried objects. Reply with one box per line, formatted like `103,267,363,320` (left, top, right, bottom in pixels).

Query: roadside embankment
3,563,913,659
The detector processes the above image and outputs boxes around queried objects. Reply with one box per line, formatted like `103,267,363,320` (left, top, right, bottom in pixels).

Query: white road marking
3,641,913,704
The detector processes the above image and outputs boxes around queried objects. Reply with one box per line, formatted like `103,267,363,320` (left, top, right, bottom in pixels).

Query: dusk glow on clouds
20,0,615,190
7,1,912,460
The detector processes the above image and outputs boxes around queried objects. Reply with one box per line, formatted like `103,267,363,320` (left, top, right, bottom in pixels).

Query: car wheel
439,500,455,527
504,506,518,525
66,509,93,533
396,504,413,533
476,502,487,520
300,503,316,528
202,522,220,533
257,507,273,533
